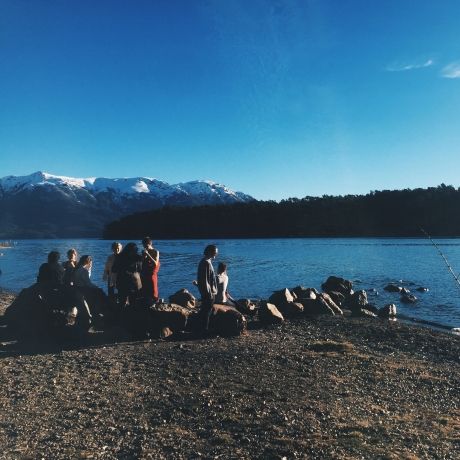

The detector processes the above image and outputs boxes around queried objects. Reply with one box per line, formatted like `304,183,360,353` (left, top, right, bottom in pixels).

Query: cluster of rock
257,276,399,325
5,275,427,342
384,283,428,304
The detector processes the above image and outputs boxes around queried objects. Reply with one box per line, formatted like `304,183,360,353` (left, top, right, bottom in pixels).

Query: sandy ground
0,290,459,459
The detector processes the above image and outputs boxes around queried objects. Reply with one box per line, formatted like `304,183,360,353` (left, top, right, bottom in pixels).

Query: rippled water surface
1,238,460,328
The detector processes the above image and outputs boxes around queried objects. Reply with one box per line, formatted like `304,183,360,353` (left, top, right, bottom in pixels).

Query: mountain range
0,172,254,238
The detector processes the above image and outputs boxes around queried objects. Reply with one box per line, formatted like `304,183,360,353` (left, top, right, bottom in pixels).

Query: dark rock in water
291,286,318,300
210,304,247,336
384,284,402,293
416,287,429,292
400,287,411,295
351,308,378,318
258,302,284,324
346,290,368,311
378,304,397,318
327,291,345,306
321,276,353,297
169,289,196,309
149,303,190,337
401,293,418,304
269,288,294,306
235,299,257,315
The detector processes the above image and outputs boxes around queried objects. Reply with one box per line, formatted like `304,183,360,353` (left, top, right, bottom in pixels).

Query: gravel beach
1,290,459,459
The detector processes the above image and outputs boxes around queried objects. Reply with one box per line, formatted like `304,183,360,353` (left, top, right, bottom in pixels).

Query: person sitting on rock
62,248,78,287
74,255,107,323
215,262,237,307
197,244,218,333
103,242,122,299
37,250,66,310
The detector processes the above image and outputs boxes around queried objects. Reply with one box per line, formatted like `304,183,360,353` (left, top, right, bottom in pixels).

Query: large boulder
346,290,368,311
268,289,303,317
327,291,345,306
317,293,343,315
300,294,343,316
291,286,318,300
321,276,353,297
269,288,294,306
277,301,304,317
258,302,284,324
4,284,90,338
209,304,247,337
235,299,257,315
148,303,191,337
169,289,196,309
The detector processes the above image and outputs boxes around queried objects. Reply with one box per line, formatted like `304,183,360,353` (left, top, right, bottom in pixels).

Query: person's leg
199,296,214,332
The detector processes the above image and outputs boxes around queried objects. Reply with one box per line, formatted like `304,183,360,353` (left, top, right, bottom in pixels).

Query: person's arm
143,249,159,266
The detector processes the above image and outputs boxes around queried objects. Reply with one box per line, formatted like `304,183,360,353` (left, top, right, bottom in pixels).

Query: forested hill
103,185,460,239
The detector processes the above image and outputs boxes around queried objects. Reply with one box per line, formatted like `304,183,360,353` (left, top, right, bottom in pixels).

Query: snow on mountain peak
0,172,253,203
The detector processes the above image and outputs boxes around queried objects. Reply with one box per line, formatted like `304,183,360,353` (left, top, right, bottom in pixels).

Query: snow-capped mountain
0,172,254,237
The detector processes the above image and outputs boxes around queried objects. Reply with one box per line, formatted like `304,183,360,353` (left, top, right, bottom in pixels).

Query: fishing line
420,227,460,291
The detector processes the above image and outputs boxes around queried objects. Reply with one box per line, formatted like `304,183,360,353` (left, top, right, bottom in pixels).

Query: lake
1,238,460,329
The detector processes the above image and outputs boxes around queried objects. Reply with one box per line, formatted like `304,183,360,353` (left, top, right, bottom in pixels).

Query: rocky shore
1,289,459,459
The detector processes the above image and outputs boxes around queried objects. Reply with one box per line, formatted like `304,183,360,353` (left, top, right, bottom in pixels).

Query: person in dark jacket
197,244,218,333
37,250,65,309
37,251,65,291
62,248,78,286
73,255,108,325
112,242,143,308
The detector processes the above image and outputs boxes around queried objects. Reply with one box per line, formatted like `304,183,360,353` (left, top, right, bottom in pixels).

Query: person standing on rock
197,244,218,333
141,236,160,304
103,242,122,299
112,242,143,308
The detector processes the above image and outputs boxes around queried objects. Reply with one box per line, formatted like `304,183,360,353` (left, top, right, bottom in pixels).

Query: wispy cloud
386,59,434,72
441,62,460,79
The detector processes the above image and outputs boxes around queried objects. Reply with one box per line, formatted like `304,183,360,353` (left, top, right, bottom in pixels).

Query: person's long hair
77,255,92,269
118,242,140,266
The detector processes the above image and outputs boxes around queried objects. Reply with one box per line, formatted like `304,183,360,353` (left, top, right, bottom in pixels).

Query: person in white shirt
215,262,237,307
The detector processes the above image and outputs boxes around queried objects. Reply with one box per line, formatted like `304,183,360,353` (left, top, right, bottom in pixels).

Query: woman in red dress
141,236,160,303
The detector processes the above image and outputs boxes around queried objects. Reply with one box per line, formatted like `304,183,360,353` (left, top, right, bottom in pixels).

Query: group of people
102,238,160,306
36,240,235,333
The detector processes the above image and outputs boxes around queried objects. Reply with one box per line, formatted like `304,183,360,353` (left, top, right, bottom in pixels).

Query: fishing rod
420,227,460,291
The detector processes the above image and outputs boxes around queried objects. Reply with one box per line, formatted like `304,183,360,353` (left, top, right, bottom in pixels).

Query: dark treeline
103,184,460,239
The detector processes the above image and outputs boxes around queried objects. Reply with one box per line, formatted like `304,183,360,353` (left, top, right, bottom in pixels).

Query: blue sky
1,0,459,200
